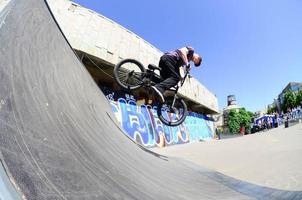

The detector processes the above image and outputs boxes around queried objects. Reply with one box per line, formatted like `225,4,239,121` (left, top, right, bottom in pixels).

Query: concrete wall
47,0,160,66
47,0,219,113
101,86,214,148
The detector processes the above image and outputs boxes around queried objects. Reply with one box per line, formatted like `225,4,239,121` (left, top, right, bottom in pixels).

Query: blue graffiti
102,87,214,148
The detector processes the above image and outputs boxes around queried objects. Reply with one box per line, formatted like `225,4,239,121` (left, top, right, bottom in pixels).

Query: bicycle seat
148,64,161,71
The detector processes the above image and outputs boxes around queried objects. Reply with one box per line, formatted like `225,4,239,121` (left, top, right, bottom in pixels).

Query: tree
296,90,302,107
228,108,252,134
248,111,254,119
228,109,240,133
267,105,277,114
238,108,251,128
282,91,296,112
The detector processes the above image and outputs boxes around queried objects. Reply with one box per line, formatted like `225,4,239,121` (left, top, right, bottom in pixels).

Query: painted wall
47,0,219,114
101,86,214,148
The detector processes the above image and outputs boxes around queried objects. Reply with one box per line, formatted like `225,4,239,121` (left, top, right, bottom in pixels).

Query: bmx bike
114,58,190,127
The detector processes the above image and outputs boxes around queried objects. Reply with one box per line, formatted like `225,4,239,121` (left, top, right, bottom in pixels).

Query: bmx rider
151,46,202,103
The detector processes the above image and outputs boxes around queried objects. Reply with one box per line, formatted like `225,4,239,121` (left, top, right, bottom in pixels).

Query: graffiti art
100,86,214,148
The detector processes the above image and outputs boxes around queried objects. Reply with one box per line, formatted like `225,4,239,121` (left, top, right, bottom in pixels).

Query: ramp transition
0,0,302,199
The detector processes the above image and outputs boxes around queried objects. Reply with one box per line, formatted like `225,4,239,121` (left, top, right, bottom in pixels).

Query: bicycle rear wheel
114,59,145,90
157,95,188,126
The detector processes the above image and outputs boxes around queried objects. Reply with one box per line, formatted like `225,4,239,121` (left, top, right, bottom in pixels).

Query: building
47,0,219,147
276,82,302,112
222,95,241,131
48,0,218,114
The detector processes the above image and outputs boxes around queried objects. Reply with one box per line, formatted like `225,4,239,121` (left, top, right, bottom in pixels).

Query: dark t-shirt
164,46,194,67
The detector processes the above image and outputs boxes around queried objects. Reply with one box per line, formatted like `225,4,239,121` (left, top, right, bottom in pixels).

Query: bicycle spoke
131,74,143,83
118,73,128,79
158,97,186,124
118,73,130,83
118,72,143,86
114,59,145,90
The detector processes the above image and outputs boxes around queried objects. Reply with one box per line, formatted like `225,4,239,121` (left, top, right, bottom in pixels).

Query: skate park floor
154,123,302,191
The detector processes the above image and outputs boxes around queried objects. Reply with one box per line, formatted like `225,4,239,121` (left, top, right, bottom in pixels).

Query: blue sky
72,0,302,112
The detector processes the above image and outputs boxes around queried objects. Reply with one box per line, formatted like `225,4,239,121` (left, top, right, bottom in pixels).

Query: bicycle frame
114,58,189,126
166,69,190,94
144,67,190,108
143,67,190,90
167,69,191,109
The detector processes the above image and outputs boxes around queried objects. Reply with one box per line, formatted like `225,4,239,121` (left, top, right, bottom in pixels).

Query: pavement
0,0,302,199
154,123,302,191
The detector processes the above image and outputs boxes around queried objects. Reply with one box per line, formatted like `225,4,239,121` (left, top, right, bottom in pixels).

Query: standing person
258,119,262,131
151,46,202,103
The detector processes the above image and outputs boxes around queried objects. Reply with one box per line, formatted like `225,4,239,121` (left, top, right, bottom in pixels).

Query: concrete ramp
0,0,301,199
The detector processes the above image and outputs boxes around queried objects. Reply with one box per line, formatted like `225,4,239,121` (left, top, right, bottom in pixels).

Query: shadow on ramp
0,0,302,199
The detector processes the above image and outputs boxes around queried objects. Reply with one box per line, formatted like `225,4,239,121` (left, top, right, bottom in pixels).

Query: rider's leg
154,56,179,93
152,56,179,102
154,76,179,94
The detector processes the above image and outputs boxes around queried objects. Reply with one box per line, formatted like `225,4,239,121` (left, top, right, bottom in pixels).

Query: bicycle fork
170,86,179,109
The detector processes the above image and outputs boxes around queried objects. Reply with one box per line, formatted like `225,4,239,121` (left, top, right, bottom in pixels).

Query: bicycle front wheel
114,59,145,90
157,95,188,126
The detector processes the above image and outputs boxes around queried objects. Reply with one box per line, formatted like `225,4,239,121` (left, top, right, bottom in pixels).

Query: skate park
0,0,302,199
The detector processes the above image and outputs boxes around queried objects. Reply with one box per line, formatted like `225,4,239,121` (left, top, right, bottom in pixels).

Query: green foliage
267,105,277,114
228,109,240,133
228,108,252,134
248,111,254,119
238,108,251,127
296,90,302,107
282,91,296,112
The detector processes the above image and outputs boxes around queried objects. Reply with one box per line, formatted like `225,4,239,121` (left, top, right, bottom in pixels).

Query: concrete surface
0,0,301,199
46,0,219,113
154,123,302,191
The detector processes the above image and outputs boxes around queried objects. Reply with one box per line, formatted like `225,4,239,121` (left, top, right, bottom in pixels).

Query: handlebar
180,68,191,86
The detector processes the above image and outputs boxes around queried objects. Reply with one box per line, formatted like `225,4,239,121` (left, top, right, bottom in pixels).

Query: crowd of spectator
251,106,302,133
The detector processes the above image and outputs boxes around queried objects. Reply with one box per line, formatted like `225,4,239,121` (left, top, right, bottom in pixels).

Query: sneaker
151,86,165,103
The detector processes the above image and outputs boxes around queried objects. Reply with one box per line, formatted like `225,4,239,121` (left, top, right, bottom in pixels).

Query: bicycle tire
157,95,188,126
114,59,145,90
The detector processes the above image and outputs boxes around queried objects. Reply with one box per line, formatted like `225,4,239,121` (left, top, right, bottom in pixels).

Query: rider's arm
178,46,194,66
178,47,190,66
